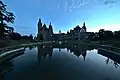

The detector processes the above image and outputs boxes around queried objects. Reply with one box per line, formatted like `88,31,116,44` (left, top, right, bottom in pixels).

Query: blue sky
3,0,120,36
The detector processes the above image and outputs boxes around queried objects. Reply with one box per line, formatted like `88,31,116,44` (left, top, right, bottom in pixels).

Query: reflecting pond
0,43,120,80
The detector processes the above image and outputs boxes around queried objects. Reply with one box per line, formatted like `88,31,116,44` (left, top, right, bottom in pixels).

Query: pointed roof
43,23,47,30
49,22,53,32
49,22,52,28
82,22,87,31
74,25,81,32
39,18,41,22
83,22,85,26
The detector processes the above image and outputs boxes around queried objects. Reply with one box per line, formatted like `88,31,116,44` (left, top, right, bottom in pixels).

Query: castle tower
38,18,42,34
49,22,53,34
82,22,87,32
59,30,61,35
42,23,49,41
37,18,42,41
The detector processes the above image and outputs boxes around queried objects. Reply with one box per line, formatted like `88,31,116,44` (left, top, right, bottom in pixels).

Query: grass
0,40,52,53
101,40,120,48
65,40,120,48
1,39,120,50
0,40,39,48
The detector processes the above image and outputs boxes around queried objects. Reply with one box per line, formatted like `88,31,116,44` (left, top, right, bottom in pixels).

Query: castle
68,22,87,40
37,18,88,41
37,18,53,41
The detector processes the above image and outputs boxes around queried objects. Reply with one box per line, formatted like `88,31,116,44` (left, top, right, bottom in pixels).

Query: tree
21,34,34,40
98,29,114,40
87,32,99,41
29,34,33,40
21,35,29,40
114,30,120,40
98,29,105,40
0,1,15,23
0,1,15,39
0,1,6,39
0,23,5,39
3,23,14,37
5,12,15,23
10,32,21,40
104,30,113,40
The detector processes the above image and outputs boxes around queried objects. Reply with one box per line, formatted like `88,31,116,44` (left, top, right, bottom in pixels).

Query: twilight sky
3,0,120,36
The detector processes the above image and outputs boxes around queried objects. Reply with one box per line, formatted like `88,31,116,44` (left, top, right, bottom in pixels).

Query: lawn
0,40,38,48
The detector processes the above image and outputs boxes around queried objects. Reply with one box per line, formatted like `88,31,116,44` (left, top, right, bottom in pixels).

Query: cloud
69,0,76,8
77,0,88,8
64,0,88,13
94,0,117,7
104,0,116,5
69,0,88,9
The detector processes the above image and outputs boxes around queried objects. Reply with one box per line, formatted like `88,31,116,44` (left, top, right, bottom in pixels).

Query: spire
38,18,42,36
38,18,42,26
39,18,41,22
49,22,53,34
49,22,52,28
59,30,61,34
82,22,87,32
83,22,85,26
43,23,47,30
43,23,47,28
82,52,87,61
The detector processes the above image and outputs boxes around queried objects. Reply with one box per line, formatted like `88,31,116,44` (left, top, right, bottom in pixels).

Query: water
0,44,120,80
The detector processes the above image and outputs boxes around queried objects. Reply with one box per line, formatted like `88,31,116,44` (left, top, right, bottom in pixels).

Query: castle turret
82,22,87,32
49,22,53,34
37,19,54,41
38,18,42,34
37,18,42,41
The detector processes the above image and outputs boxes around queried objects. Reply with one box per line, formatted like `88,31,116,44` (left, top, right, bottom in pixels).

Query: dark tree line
10,33,33,40
88,29,120,41
21,34,33,40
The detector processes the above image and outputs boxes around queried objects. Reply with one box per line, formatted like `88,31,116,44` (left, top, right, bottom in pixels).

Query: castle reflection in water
37,43,96,63
36,43,120,68
37,45,53,64
0,43,120,80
